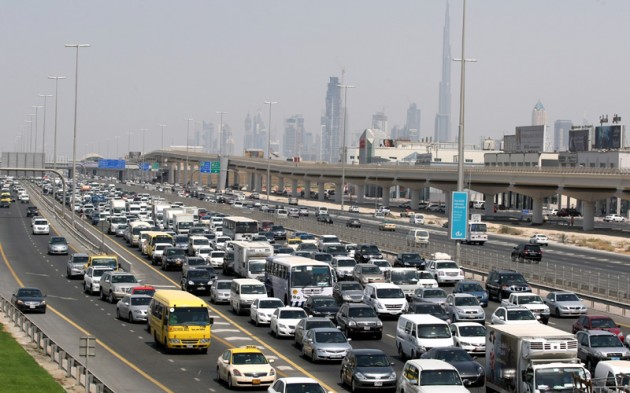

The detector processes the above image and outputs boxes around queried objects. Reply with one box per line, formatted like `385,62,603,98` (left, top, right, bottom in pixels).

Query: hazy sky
2,0,629,160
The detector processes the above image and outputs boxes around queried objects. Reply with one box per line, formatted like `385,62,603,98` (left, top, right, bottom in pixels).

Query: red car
130,285,156,297
572,315,624,342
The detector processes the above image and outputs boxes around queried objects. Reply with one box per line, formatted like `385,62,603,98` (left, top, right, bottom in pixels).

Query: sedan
302,295,340,320
491,306,539,325
529,234,549,246
294,317,336,349
217,346,276,389
604,214,625,222
301,327,351,363
268,377,327,393
333,281,365,304
543,291,587,318
340,348,396,391
250,297,285,326
116,294,151,323
210,279,232,304
378,222,396,231
66,252,89,279
346,218,361,228
11,287,46,313
572,315,625,342
450,322,486,355
270,307,308,337
420,347,485,388
410,287,448,306
48,236,69,255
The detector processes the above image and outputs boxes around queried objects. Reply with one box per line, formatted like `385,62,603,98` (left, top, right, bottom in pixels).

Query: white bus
222,216,259,241
463,220,488,245
264,256,334,307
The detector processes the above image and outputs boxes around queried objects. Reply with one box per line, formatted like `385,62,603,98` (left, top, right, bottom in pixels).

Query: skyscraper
405,103,421,141
283,115,305,159
372,112,388,134
322,76,342,163
434,3,452,143
554,119,573,152
532,100,547,126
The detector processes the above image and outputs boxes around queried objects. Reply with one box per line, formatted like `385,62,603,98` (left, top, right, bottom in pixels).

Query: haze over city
1,0,628,160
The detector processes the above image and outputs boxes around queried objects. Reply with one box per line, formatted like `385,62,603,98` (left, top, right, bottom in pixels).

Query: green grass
0,324,65,393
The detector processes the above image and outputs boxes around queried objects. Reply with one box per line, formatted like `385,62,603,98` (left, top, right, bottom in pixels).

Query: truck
183,206,200,223
486,324,590,393
109,199,126,216
500,293,551,325
152,202,171,228
173,213,194,234
232,241,274,280
462,215,487,245
163,207,184,230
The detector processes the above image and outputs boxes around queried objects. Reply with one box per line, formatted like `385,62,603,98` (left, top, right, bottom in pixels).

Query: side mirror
209,317,214,325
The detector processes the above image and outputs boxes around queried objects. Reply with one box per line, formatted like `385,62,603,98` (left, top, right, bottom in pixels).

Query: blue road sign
210,161,220,173
200,161,212,173
139,162,150,171
98,159,126,170
450,191,469,240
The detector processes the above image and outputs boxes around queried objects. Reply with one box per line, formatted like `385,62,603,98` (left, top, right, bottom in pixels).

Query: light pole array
48,76,66,170
338,83,355,211
264,101,278,202
65,43,90,228
38,95,52,156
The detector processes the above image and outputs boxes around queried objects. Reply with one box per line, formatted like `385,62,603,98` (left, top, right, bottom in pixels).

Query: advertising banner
516,125,545,152
568,129,590,152
594,125,623,149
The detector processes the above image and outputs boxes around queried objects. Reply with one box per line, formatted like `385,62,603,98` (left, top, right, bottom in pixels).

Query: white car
348,206,360,213
208,251,225,268
450,322,486,355
425,258,464,285
268,377,327,393
250,297,284,326
195,246,212,261
529,234,549,246
270,307,308,337
490,306,539,325
32,218,50,235
604,214,625,222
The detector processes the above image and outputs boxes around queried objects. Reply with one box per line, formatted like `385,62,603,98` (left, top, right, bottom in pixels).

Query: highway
0,182,628,393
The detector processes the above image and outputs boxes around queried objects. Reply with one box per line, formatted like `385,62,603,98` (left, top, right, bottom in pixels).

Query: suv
557,208,581,217
26,206,39,217
577,330,630,371
354,244,383,264
485,269,532,301
83,266,114,295
511,243,542,263
335,303,383,339
99,271,140,303
394,253,426,270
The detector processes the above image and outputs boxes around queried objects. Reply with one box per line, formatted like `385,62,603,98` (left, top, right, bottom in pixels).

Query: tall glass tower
322,76,341,163
434,3,452,143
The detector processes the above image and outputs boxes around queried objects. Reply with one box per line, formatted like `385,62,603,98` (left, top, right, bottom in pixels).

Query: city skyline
2,0,629,160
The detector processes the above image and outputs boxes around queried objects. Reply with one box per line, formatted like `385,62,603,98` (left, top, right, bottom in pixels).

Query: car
576,330,630,372
26,206,39,217
354,244,383,264
270,307,308,337
270,225,287,240
420,346,485,387
301,327,352,363
99,271,140,303
348,205,360,213
47,236,69,255
408,303,450,322
410,287,448,306
371,259,392,274
335,303,383,340
180,268,214,294
302,295,340,320
66,252,90,279
557,208,581,217
32,218,50,235
210,279,232,304
250,297,285,326
340,348,397,392
529,234,549,246
161,247,187,271
83,266,114,295
378,222,396,231
604,214,625,222
572,315,625,342
490,306,539,325
129,285,156,297
293,317,337,349
345,218,361,228
268,377,327,393
511,243,543,263
352,264,385,286
115,224,128,237
11,287,46,313
393,253,426,270
333,281,365,304
397,359,470,393
298,207,309,216
452,280,489,307
543,291,587,318
217,345,277,389
425,257,465,285
181,256,209,276
316,214,333,224
287,208,300,218
443,294,485,324
450,322,486,355
331,257,356,281
485,268,532,301
116,294,151,323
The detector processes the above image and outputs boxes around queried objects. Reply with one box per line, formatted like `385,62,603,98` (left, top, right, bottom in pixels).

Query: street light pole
141,128,147,183
38,95,52,156
65,43,90,228
337,83,355,212
264,101,278,203
25,117,34,152
185,118,193,187
48,76,66,171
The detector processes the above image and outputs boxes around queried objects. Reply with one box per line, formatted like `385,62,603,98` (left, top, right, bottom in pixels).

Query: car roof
404,359,457,371
277,377,318,384
309,327,342,333
583,330,616,336
229,345,265,354
351,348,387,356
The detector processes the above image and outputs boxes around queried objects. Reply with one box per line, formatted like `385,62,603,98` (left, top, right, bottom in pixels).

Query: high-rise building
405,103,421,141
283,115,305,159
372,112,388,134
201,121,215,153
532,100,547,126
244,111,267,154
322,76,342,163
434,3,452,143
554,120,573,152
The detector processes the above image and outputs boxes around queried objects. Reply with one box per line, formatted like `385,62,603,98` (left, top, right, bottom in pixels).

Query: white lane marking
211,329,241,334
276,365,295,371
224,336,253,341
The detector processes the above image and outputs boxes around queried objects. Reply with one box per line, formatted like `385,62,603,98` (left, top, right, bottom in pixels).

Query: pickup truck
500,293,550,324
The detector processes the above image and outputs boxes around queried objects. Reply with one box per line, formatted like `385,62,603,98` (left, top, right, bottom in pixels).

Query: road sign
450,191,469,240
151,162,160,170
139,162,150,171
200,161,212,173
210,161,220,173
79,336,96,357
98,159,125,170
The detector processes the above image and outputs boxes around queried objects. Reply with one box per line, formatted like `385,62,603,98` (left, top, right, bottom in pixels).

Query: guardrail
0,296,114,393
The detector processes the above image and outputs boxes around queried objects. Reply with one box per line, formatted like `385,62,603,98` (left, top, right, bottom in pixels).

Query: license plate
29,305,36,309
187,344,193,348
364,327,371,330
611,357,620,360
198,286,205,290
252,379,261,385
375,382,383,387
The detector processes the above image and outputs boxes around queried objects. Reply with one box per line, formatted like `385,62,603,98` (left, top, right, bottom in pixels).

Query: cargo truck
173,213,194,234
232,241,274,280
486,324,590,393
163,207,184,230
109,199,126,216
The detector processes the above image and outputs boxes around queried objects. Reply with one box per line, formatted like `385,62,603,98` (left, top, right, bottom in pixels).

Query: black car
354,244,383,264
311,252,333,264
335,303,382,339
511,243,542,263
11,287,47,313
393,253,426,270
346,218,361,228
485,268,532,301
26,206,40,217
162,247,187,271
420,347,485,387
408,302,450,322
180,269,213,294
557,208,581,217
270,225,287,240
303,295,340,321
317,214,333,224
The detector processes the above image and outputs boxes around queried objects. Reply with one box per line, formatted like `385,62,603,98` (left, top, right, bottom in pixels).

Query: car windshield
299,244,318,251
305,320,335,329
241,285,266,294
419,370,463,386
216,281,231,290
507,310,536,320
590,335,622,348
356,354,390,367
279,310,307,319
402,254,422,262
132,288,155,296
390,270,420,285
285,383,326,393
431,348,473,362
459,325,486,337
313,298,338,307
315,331,346,343
436,262,459,269
458,282,484,292
18,288,43,297
187,258,206,266
130,297,152,306
361,245,380,253
376,288,404,299
535,367,588,391
413,304,445,314
72,256,89,263
337,260,355,268
373,261,390,268
112,275,138,283
555,293,580,302
502,274,526,284
417,324,452,339
50,237,67,244
591,318,617,328
168,307,211,326
518,295,543,304
454,297,479,306
188,270,211,279
232,353,268,365
361,266,381,275
340,282,363,291
348,307,377,318
166,249,186,256
259,299,284,309
420,289,447,298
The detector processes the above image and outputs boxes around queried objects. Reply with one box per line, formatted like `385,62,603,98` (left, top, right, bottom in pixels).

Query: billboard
503,135,517,153
568,129,590,152
382,139,395,147
593,125,623,149
516,125,546,152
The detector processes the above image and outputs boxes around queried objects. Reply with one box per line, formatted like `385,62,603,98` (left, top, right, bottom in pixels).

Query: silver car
410,287,448,306
294,317,337,348
301,327,352,363
66,253,89,279
443,293,485,324
116,294,151,323
48,236,69,255
544,291,587,318
333,281,364,303
209,279,232,304
576,330,630,371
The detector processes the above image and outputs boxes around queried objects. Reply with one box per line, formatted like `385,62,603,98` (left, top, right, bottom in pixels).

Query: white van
396,314,454,359
363,283,408,317
230,278,268,315
409,213,425,225
406,229,430,247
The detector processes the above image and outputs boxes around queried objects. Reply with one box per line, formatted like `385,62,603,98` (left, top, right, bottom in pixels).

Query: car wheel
411,350,416,359
254,316,260,327
83,282,88,294
519,256,524,263
116,308,121,320
398,343,406,360
345,327,352,339
67,270,71,279
100,289,105,300
555,308,560,318
227,374,234,389
109,292,115,304
301,344,306,358
216,367,221,382
351,378,360,393
586,358,593,372
311,349,317,363
129,312,134,323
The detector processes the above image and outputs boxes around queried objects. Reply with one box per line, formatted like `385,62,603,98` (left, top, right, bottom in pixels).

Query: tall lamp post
38,95,52,157
66,43,90,228
141,128,147,183
264,101,278,202
48,76,66,171
337,83,355,211
25,116,34,152
185,118,193,187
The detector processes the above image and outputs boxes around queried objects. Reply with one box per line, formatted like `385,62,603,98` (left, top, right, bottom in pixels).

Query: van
406,229,430,247
363,283,408,317
396,314,454,359
148,290,213,353
409,213,425,225
230,278,268,315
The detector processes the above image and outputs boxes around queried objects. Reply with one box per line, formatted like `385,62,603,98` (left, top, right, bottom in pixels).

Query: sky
2,0,629,160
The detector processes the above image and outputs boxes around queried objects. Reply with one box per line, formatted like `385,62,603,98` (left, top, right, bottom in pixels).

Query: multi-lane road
0,183,628,393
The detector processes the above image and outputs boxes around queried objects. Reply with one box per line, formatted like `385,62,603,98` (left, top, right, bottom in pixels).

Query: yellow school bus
84,254,119,271
148,290,213,353
146,231,173,261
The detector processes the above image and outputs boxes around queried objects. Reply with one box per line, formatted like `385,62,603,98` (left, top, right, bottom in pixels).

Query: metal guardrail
0,296,114,393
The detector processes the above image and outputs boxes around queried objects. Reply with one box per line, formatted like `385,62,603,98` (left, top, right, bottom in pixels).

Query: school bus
84,254,120,271
145,231,174,260
148,290,213,353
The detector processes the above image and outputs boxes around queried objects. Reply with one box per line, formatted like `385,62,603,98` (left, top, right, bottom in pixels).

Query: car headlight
349,320,357,326
40,300,46,305
376,319,383,327
355,372,367,380
270,368,276,376
389,372,397,379
343,295,352,301
188,280,195,285
16,300,24,305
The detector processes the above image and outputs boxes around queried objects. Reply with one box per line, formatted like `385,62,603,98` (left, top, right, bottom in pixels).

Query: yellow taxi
216,345,276,389
286,236,302,250
378,221,397,231
0,192,12,206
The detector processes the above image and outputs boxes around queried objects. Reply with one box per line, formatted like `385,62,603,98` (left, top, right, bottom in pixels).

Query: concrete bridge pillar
168,163,175,184
176,162,183,185
410,189,421,210
532,196,544,225
198,167,202,185
255,175,263,193
381,186,391,207
582,201,596,231
304,180,311,198
334,181,343,203
318,182,326,201
278,177,285,194
356,184,366,204
484,193,495,215
291,179,299,197
249,173,256,192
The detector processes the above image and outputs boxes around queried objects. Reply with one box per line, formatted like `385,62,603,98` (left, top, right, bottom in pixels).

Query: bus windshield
168,307,211,326
470,223,487,232
291,265,332,287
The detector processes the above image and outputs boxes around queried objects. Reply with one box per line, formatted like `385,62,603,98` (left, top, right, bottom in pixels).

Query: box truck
232,241,274,280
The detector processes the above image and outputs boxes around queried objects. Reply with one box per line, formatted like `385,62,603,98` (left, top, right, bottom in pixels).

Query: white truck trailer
109,199,126,216
163,207,184,230
173,213,194,235
232,241,274,280
486,324,590,393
